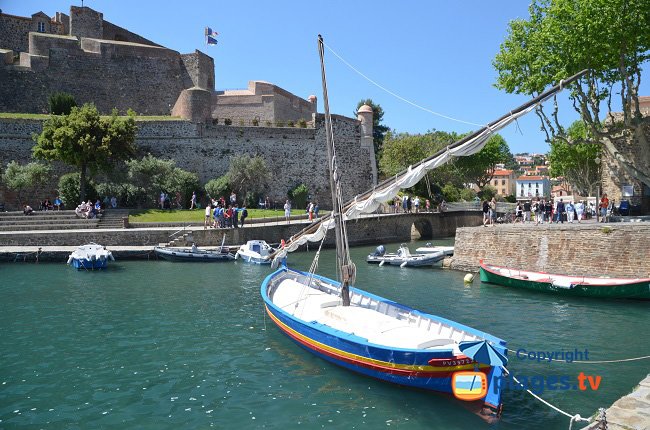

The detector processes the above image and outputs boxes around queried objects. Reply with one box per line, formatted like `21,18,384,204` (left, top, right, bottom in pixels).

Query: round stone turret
357,104,373,138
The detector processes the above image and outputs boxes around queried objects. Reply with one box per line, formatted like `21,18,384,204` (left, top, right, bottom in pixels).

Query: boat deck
272,279,476,352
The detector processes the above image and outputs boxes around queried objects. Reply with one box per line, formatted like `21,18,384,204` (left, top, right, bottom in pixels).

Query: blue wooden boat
261,266,507,416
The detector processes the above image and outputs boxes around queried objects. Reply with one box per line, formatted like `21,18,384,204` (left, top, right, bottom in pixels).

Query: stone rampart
0,33,194,115
0,115,375,210
450,224,650,278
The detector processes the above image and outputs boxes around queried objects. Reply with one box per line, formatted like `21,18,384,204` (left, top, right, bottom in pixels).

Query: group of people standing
484,194,612,225
390,195,430,213
204,192,248,230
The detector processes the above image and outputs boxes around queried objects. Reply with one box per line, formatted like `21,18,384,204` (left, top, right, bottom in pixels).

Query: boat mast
318,35,354,306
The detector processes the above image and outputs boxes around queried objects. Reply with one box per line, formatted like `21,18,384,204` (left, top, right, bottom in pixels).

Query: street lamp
594,156,600,222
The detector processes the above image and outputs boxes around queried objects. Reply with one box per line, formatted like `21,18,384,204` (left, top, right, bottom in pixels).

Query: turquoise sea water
1,240,648,429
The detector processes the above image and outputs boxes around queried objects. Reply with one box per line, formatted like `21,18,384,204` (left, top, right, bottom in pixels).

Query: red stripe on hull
267,307,487,379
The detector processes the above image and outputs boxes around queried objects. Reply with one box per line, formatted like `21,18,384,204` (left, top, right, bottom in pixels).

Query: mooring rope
501,367,592,428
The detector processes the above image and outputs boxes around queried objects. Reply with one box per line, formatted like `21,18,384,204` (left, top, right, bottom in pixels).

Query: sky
4,1,643,154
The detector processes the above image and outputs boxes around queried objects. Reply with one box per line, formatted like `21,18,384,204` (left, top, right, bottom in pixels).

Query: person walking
240,206,248,228
284,200,292,223
190,191,197,210
566,200,575,223
402,195,408,213
489,197,496,225
575,200,584,223
308,201,314,221
523,200,531,223
204,203,212,229
599,193,609,222
556,198,566,223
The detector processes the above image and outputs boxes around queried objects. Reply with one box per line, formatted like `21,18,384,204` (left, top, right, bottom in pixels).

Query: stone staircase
0,208,129,231
97,209,130,229
161,229,195,247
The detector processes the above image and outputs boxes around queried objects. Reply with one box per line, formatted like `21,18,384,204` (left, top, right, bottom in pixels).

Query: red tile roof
517,175,546,180
493,169,514,176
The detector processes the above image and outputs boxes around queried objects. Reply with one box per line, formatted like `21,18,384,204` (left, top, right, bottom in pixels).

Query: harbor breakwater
450,223,650,278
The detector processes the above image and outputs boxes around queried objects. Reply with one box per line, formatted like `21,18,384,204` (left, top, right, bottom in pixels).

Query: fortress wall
0,35,193,115
181,51,215,90
69,6,103,39
0,14,34,53
0,117,375,210
213,81,316,124
0,13,65,54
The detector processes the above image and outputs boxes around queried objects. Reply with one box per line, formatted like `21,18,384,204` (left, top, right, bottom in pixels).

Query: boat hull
236,251,271,264
262,267,506,415
70,257,109,270
366,252,444,267
480,263,650,299
154,247,234,262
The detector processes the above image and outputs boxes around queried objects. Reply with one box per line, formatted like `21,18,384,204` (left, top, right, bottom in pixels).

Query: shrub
297,119,307,128
265,120,272,127
48,92,77,115
441,183,461,202
239,119,245,126
459,187,477,202
288,183,309,208
287,120,295,127
252,117,260,126
224,118,232,126
275,120,284,127
205,175,230,200
59,172,97,207
212,118,219,125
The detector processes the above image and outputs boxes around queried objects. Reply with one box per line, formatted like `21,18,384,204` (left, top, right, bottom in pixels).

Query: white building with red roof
516,175,551,200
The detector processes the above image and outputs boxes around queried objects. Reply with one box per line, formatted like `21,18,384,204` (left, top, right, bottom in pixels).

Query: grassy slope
129,208,310,223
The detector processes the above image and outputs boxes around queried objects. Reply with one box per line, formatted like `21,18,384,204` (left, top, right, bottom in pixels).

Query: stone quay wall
450,224,650,278
0,211,479,248
0,114,374,210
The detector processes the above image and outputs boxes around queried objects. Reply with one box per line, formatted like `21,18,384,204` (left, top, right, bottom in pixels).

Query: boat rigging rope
501,368,592,428
322,41,485,127
506,348,650,364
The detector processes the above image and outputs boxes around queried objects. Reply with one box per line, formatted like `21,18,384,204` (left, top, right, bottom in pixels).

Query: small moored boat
367,244,445,267
67,243,114,270
154,244,235,262
480,261,650,299
415,244,454,256
235,240,274,264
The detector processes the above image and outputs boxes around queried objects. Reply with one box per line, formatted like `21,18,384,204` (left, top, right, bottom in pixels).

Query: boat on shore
236,240,273,264
367,244,446,267
66,243,114,270
154,244,234,262
479,261,650,299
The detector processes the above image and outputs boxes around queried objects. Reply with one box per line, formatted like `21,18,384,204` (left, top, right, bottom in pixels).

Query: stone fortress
0,5,376,209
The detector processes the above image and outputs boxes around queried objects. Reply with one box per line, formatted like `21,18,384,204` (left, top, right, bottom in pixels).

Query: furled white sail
274,71,587,262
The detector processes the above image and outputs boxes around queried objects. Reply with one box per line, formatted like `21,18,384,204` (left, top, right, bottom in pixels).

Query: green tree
379,130,460,199
548,121,601,196
48,92,77,115
2,161,51,206
205,175,230,201
454,134,512,188
227,155,270,203
33,103,137,202
125,155,198,208
356,99,390,159
493,0,650,186
441,183,461,202
289,183,309,208
58,172,98,207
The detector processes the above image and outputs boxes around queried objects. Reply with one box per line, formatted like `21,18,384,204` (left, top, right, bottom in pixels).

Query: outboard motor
372,245,386,256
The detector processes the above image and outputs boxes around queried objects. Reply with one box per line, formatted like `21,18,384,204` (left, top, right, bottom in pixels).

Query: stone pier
582,374,650,430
